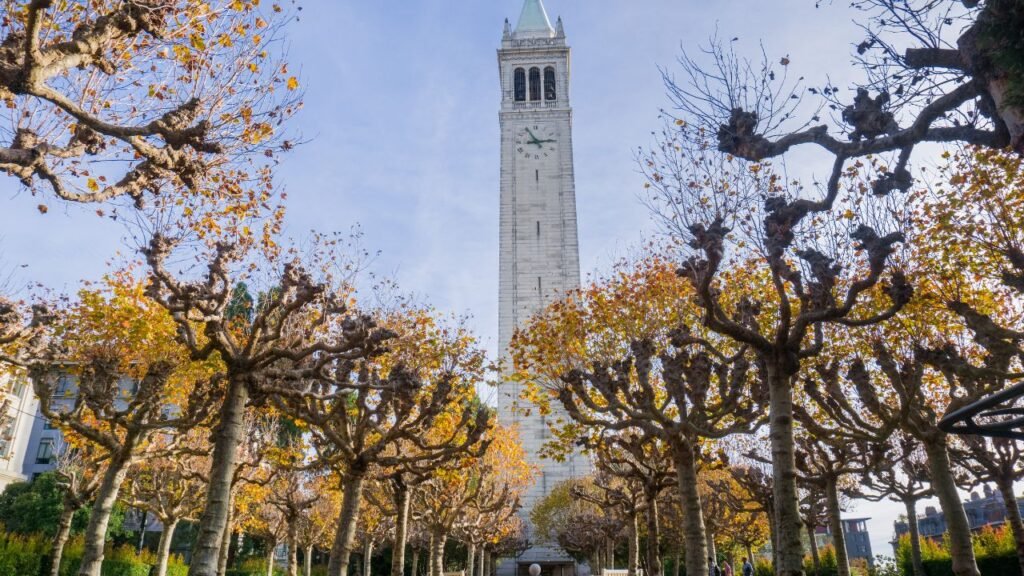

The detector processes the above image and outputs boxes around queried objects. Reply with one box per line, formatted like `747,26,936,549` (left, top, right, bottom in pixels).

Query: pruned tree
413,424,528,576
639,110,909,576
266,442,321,576
295,474,341,576
267,308,491,576
856,433,934,576
582,430,675,576
29,278,219,576
531,478,622,575
145,238,395,576
727,462,776,569
515,256,768,576
48,440,104,576
123,431,208,576
797,489,827,575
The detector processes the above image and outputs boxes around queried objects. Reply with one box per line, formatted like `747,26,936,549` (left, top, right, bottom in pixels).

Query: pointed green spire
514,0,555,38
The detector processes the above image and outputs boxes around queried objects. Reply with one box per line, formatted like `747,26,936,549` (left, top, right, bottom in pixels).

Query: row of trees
0,3,530,576
510,2,1024,576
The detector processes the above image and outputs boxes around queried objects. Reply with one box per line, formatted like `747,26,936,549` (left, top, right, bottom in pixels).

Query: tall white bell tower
497,1,584,572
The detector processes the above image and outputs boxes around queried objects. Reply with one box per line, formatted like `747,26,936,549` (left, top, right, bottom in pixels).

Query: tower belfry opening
497,1,586,575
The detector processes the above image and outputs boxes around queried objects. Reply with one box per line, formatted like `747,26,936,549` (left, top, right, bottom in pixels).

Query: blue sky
0,0,948,559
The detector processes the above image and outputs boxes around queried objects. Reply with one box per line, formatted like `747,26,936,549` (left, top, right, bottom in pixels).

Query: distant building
892,486,1024,551
0,373,41,489
21,372,80,480
814,518,874,566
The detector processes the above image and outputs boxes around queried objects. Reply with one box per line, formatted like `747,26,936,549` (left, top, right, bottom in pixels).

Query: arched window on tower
544,66,556,101
529,67,541,101
513,68,526,102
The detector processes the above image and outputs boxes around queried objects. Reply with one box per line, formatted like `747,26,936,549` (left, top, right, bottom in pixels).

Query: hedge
902,556,1024,576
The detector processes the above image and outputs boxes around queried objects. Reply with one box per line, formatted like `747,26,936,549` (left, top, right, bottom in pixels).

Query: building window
54,375,73,397
36,439,55,464
528,67,541,101
544,66,556,100
513,68,526,102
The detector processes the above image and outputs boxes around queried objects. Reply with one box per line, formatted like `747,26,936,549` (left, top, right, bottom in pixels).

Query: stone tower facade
497,1,585,571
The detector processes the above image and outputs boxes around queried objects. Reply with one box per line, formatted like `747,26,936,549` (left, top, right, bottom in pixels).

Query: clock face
515,124,558,162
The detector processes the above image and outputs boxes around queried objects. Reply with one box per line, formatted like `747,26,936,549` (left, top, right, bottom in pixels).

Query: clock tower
497,1,585,573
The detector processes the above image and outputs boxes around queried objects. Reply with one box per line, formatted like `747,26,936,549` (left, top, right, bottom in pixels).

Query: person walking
721,560,733,576
708,557,721,576
741,557,754,576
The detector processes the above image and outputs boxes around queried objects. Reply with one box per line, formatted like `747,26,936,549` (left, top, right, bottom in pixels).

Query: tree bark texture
628,514,639,576
154,519,180,576
306,546,314,576
671,441,710,576
903,498,925,576
477,548,486,576
645,494,662,576
364,541,375,576
391,484,412,576
411,549,420,576
767,364,804,576
217,487,237,576
77,450,133,576
923,438,980,576
805,523,819,575
429,531,447,576
466,543,476,576
329,473,367,576
50,501,76,576
824,478,850,576
995,478,1024,576
266,541,277,576
190,377,250,576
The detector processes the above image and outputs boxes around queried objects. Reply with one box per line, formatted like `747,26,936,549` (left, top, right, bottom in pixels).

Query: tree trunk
392,484,412,576
645,492,663,576
805,522,820,575
306,546,314,576
328,472,367,576
766,362,804,576
267,541,277,576
190,377,250,576
628,514,640,576
429,531,447,576
903,498,926,576
824,478,850,576
608,537,616,570
672,554,680,576
287,515,300,576
466,543,476,576
478,548,486,576
364,541,375,576
923,438,980,576
50,500,77,576
138,509,149,553
154,519,180,576
77,449,134,576
217,490,237,576
412,549,420,576
995,476,1024,576
705,527,716,565
744,546,753,567
671,441,710,576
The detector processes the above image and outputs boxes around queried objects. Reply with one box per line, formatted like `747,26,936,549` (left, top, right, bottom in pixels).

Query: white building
496,1,587,574
0,372,42,489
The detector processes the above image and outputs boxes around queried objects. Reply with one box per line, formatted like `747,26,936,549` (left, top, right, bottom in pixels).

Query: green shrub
0,531,47,576
753,559,773,576
227,556,284,576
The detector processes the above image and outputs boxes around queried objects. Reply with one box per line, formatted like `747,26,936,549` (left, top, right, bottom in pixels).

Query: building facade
496,0,586,574
893,487,1024,550
814,518,874,566
0,373,41,489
